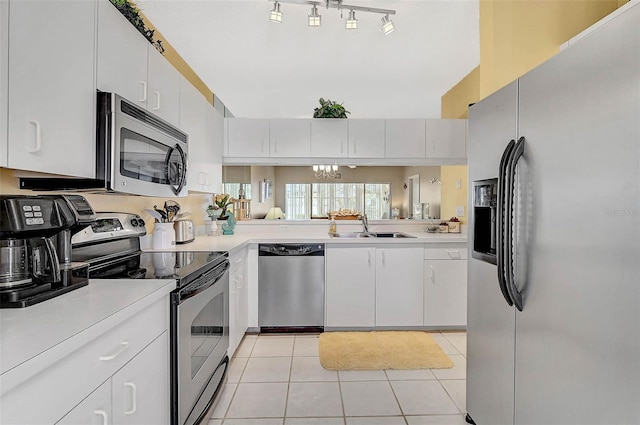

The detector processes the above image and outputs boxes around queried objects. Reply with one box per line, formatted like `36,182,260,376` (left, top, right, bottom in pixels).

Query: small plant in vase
207,194,233,220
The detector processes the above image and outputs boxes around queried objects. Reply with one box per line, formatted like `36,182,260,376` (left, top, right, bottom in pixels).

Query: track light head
270,1,282,23
380,14,395,35
345,9,358,30
308,4,321,26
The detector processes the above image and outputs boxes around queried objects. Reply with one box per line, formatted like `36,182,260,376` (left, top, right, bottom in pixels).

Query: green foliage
313,98,350,118
110,0,164,54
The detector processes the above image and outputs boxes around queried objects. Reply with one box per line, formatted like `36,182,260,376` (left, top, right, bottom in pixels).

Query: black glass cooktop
89,251,227,285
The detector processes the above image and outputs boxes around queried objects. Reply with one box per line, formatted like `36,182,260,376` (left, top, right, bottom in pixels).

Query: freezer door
467,80,518,425
515,5,640,424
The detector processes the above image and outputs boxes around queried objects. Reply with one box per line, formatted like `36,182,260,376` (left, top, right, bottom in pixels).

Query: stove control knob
137,218,145,227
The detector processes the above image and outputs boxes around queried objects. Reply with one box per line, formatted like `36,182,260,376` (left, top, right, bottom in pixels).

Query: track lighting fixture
308,4,321,27
380,14,395,35
268,0,396,34
270,1,282,23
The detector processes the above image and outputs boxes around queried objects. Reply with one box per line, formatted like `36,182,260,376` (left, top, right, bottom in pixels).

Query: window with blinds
285,183,390,220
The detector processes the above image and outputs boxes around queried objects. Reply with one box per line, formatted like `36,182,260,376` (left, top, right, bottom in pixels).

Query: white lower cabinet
1,297,170,425
423,247,468,327
57,332,169,425
229,248,248,356
56,380,112,425
325,245,423,328
375,246,424,327
325,245,376,327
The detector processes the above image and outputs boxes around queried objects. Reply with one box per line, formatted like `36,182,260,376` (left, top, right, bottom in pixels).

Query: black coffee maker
0,194,96,308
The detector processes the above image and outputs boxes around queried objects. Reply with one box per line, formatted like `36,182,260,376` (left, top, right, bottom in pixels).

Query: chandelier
313,165,341,179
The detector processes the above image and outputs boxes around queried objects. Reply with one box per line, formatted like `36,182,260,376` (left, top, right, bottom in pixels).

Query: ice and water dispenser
472,179,497,264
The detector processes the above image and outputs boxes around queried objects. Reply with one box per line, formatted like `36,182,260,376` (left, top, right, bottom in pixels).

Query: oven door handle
178,261,230,303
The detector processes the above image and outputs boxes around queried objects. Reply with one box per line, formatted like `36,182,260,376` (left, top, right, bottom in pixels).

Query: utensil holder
152,223,176,249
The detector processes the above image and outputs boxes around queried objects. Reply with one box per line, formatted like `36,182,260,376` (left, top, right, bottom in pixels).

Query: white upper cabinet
348,119,385,158
270,119,310,157
425,119,467,159
97,0,180,127
223,118,466,164
180,79,207,192
7,0,96,178
311,119,348,158
97,0,148,110
384,119,426,158
147,46,181,126
0,0,8,167
204,105,224,194
226,118,270,157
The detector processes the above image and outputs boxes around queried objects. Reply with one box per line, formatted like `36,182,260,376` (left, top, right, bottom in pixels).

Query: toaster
174,219,195,244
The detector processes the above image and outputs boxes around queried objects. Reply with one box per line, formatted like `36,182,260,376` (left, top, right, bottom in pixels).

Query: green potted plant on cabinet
313,98,350,118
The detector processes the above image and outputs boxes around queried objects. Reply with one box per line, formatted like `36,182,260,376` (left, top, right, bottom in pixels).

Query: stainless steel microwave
20,92,189,197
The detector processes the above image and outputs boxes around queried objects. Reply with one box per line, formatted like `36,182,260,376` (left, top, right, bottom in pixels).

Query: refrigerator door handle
497,139,516,307
505,136,526,311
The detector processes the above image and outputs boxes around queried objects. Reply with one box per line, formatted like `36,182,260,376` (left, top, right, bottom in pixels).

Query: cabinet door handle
139,81,147,102
93,410,108,425
124,382,137,415
381,250,386,266
274,140,278,154
430,265,435,284
340,141,344,154
153,91,161,110
28,121,42,153
367,250,371,267
237,275,244,288
99,341,129,361
446,250,461,259
353,140,357,154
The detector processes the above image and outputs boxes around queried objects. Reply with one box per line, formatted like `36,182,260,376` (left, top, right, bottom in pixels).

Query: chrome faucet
361,214,370,234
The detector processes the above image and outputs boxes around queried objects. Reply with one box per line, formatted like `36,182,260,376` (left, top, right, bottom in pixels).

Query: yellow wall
480,0,621,98
139,11,214,104
441,66,480,120
440,165,468,222
439,0,625,225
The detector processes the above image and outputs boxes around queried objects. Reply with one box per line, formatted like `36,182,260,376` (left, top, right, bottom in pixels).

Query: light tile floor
208,331,467,425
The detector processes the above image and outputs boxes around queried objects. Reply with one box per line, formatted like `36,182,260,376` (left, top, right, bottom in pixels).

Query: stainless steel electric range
72,213,230,425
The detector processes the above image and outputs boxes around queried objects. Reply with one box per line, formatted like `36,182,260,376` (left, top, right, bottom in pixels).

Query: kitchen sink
328,232,373,238
328,232,416,238
368,232,417,238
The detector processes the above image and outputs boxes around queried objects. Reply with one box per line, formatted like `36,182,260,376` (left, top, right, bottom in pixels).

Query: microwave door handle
497,139,515,307
165,144,187,196
173,143,187,195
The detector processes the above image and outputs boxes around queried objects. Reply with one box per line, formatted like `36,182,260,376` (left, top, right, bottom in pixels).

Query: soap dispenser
329,219,337,234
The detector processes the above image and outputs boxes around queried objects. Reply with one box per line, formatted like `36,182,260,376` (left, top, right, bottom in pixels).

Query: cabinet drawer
424,248,468,260
1,297,169,425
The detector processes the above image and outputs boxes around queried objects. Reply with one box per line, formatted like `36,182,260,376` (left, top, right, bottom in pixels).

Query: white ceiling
137,0,479,118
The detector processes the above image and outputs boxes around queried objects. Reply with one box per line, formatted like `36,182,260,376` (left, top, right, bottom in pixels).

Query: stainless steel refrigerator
466,5,640,425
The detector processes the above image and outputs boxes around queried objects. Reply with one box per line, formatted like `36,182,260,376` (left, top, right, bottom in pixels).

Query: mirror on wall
222,165,442,220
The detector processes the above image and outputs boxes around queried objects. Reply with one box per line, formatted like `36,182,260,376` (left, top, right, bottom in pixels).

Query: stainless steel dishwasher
258,243,325,333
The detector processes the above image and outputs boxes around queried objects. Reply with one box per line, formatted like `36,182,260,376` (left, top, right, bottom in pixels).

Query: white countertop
146,231,468,254
0,279,175,393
